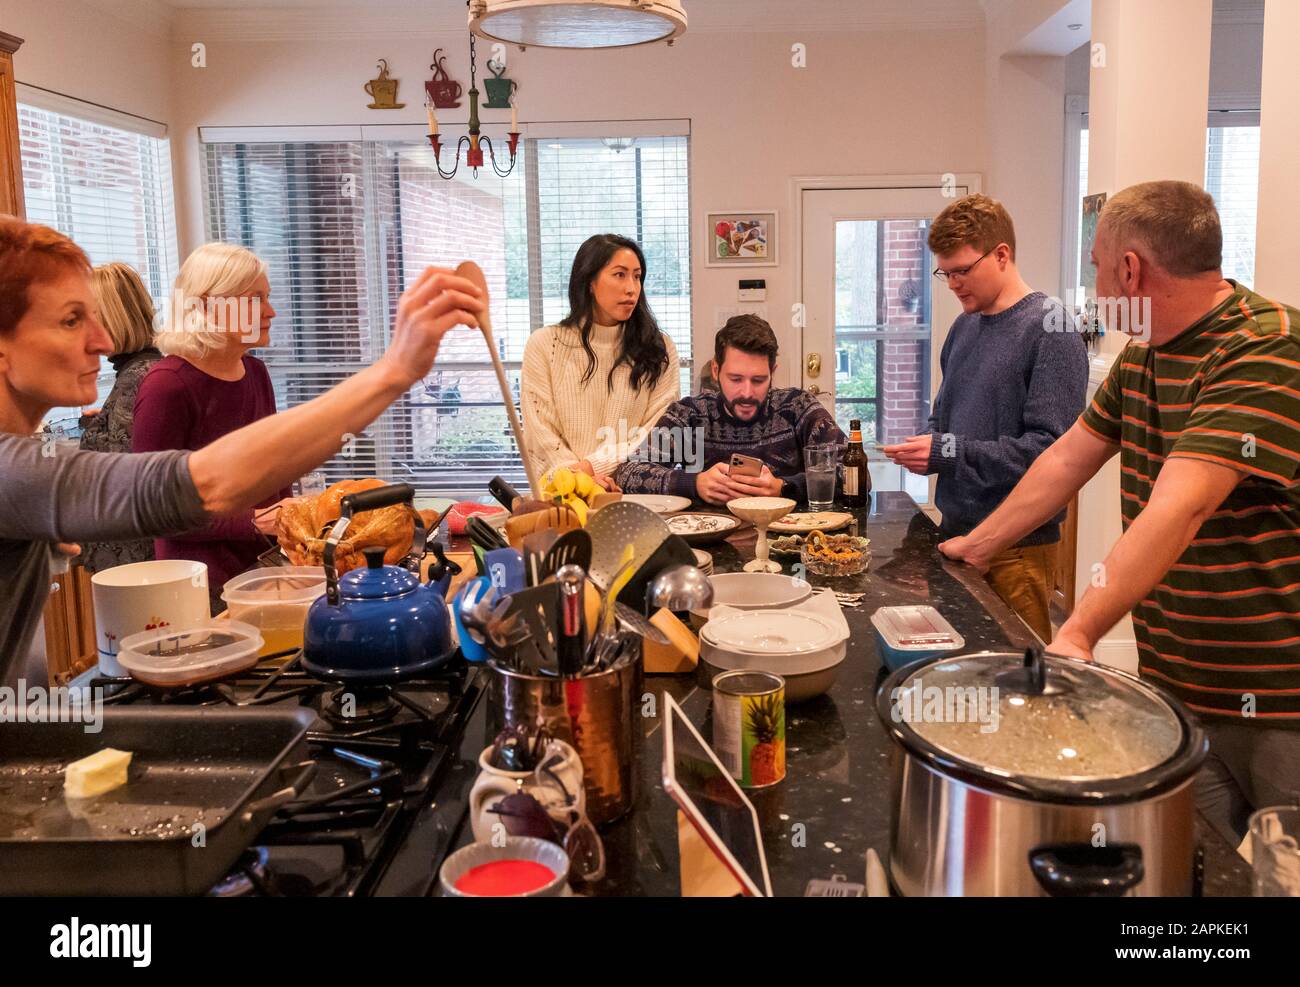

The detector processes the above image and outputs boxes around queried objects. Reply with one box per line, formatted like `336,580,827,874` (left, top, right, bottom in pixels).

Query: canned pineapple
711,670,786,789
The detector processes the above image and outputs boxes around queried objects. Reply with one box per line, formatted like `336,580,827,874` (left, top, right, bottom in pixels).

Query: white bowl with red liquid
439,836,571,897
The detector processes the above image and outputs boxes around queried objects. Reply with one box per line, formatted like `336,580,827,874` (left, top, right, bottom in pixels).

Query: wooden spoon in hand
455,260,542,501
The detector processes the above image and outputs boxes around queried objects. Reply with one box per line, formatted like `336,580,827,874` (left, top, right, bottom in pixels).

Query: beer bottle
841,419,870,508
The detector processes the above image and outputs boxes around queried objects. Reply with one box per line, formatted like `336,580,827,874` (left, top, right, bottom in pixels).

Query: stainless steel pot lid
889,650,1185,784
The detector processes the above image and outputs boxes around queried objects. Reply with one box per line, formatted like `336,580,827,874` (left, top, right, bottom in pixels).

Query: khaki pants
984,541,1058,643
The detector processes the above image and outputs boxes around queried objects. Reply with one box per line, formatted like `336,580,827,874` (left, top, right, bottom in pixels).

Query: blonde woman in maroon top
133,243,292,607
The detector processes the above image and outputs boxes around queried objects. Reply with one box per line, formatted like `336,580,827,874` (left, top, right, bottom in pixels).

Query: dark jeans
1194,718,1300,848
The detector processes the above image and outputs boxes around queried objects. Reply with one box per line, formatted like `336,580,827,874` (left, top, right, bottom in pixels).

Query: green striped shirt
1080,282,1300,722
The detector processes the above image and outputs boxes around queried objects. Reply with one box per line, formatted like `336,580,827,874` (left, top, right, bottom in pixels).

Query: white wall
984,53,1066,294
1067,9,1264,100
1253,0,1300,301
3,0,173,127
163,25,990,386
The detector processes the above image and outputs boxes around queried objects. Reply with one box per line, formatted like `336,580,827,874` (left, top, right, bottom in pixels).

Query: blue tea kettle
302,483,461,684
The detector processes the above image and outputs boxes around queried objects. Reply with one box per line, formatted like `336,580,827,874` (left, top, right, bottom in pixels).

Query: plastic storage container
221,566,326,660
116,620,264,687
870,605,964,671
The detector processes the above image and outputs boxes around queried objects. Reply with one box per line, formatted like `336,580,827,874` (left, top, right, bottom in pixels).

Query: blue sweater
926,291,1088,546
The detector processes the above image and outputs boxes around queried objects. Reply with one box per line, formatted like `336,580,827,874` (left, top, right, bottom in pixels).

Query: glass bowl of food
800,530,871,577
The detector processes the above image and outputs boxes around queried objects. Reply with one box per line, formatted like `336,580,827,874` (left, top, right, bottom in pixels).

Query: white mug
469,740,585,844
91,560,210,676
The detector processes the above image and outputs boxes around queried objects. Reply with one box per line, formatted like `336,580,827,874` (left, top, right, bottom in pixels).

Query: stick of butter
64,748,133,799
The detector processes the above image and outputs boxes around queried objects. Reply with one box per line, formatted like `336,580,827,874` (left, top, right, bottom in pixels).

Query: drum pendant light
469,0,688,50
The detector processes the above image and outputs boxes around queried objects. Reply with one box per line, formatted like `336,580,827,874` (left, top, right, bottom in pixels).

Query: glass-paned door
801,185,969,505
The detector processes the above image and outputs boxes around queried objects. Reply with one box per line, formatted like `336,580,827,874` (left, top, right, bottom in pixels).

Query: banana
538,466,604,525
551,467,577,497
565,494,588,525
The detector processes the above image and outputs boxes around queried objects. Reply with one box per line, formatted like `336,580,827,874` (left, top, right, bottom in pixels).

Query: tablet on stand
662,692,773,897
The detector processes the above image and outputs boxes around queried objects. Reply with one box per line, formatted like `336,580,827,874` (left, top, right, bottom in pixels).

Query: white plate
691,572,812,621
621,494,692,514
666,513,741,538
702,609,844,655
767,511,854,533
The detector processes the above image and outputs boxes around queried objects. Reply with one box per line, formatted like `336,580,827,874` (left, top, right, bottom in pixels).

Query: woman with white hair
132,243,290,607
78,262,164,572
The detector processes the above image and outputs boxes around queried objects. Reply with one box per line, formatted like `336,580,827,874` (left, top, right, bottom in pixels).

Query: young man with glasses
883,193,1088,642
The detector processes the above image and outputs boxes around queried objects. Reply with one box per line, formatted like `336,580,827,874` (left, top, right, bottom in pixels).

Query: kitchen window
17,86,179,428
201,126,691,497
1062,103,1260,301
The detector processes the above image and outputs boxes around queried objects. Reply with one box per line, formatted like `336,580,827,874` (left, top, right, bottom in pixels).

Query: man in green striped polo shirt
940,180,1300,848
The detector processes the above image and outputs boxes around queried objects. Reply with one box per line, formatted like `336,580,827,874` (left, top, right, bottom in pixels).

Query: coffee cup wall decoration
483,59,517,109
364,59,405,109
425,48,463,108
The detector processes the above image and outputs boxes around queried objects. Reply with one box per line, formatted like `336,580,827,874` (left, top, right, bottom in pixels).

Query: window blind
1205,123,1259,287
19,101,178,424
531,137,693,397
203,133,691,498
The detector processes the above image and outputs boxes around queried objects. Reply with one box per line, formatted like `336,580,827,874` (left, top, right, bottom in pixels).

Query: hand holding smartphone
728,453,764,478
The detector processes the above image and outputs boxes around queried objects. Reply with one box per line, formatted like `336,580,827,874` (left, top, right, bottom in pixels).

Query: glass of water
805,444,837,510
1250,806,1300,896
296,471,327,498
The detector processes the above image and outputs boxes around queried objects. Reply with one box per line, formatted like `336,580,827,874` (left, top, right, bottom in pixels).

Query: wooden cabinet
44,567,100,686
0,31,25,219
1051,494,1079,620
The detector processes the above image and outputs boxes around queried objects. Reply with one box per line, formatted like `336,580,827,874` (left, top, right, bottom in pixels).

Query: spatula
541,528,592,582
521,529,559,587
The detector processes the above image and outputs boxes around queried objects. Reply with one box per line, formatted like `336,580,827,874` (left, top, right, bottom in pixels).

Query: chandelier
426,32,520,179
468,0,688,50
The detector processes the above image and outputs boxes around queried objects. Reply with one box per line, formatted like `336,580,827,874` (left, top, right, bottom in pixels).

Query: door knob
808,383,821,395
806,352,822,378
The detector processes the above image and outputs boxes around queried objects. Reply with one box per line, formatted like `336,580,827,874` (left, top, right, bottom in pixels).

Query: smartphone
728,453,764,478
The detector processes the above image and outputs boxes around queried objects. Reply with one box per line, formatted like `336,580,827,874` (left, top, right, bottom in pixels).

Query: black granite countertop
437,491,1253,897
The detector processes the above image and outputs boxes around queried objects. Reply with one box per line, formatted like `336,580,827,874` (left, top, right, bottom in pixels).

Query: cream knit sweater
521,321,680,478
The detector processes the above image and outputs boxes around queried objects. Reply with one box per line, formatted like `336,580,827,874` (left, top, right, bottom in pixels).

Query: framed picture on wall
705,210,777,267
1080,192,1107,293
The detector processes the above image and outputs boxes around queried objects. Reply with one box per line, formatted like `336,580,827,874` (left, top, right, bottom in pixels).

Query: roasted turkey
276,478,416,574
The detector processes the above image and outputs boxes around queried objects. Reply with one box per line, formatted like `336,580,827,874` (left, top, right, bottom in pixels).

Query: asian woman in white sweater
521,234,680,484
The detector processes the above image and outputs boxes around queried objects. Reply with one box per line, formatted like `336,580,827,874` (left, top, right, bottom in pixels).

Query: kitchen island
433,491,1253,897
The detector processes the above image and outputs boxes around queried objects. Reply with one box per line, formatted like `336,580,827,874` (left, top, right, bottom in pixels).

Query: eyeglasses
489,722,552,772
487,788,607,884
933,247,995,283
